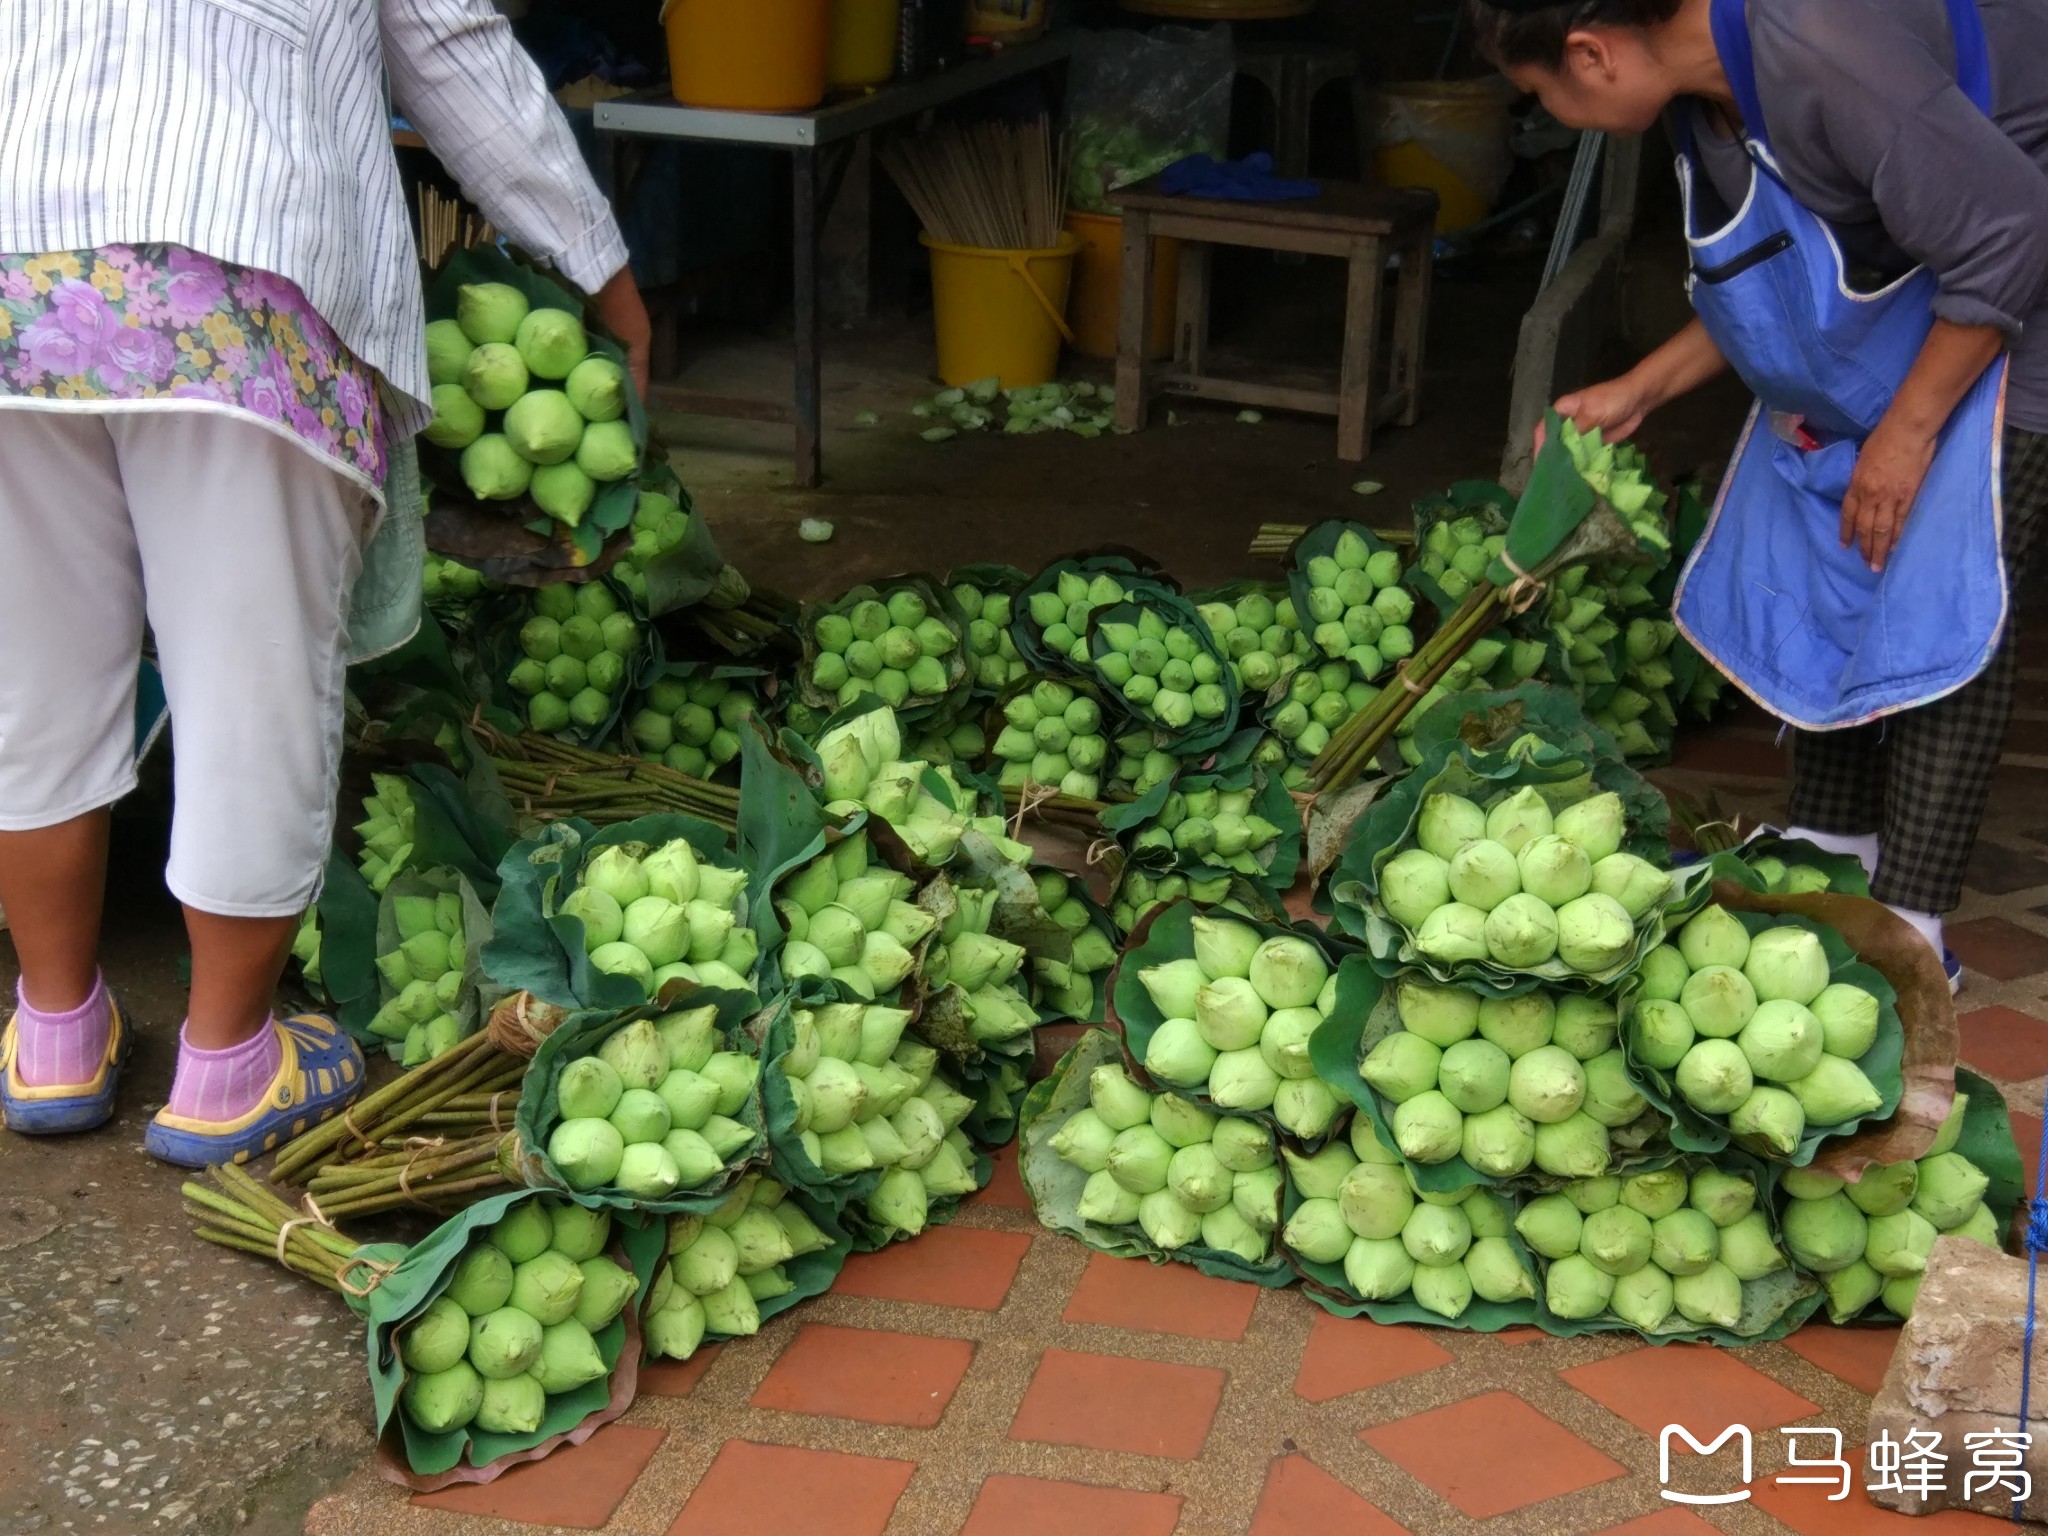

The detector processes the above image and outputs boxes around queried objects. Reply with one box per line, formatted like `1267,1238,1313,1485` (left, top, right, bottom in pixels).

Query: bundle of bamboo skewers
415,184,498,271
477,724,743,831
881,117,1068,250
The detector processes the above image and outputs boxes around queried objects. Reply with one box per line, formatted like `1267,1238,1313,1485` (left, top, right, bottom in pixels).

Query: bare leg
0,811,110,1013
181,909,297,1050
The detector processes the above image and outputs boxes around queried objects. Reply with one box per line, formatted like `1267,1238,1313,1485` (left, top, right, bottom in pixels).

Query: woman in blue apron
1469,0,2048,986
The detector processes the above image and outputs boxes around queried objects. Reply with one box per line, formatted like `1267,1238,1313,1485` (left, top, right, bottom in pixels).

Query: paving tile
751,1324,974,1427
1959,1006,2048,1081
1564,1343,1819,1439
959,1474,1183,1536
2014,1112,2043,1198
412,1423,664,1529
1667,733,1786,778
1748,1454,2019,1534
639,1345,721,1398
1782,1324,1902,1396
1966,843,2048,896
1591,1511,1723,1534
833,1226,1032,1311
1946,918,2048,982
1009,1348,1224,1459
1293,1311,1453,1402
1249,1454,1410,1535
1032,1022,1090,1080
1360,1390,1627,1519
668,1441,916,1536
1063,1253,1261,1341
973,1139,1031,1210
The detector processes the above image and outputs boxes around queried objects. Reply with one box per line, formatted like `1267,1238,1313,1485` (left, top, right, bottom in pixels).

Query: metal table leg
793,145,822,488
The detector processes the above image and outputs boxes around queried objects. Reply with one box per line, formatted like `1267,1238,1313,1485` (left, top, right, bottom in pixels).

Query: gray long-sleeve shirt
1688,0,2048,432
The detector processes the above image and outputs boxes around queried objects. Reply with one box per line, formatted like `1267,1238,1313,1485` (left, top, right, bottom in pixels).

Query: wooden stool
1111,178,1438,461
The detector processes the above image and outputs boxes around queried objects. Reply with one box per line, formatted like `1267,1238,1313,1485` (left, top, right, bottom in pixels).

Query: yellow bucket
826,0,899,90
1371,80,1514,233
923,232,1079,389
665,0,833,113
1063,210,1181,361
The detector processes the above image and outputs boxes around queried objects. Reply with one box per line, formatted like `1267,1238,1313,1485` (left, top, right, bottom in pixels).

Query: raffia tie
1500,549,1547,615
275,1193,338,1266
1009,780,1057,843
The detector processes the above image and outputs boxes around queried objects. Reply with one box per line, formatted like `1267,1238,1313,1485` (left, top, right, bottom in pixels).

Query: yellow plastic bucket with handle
664,0,833,113
1371,80,1514,233
826,0,900,89
923,233,1079,388
1063,210,1181,361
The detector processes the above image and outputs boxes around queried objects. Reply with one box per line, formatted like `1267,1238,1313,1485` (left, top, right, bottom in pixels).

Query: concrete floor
0,229,1838,1536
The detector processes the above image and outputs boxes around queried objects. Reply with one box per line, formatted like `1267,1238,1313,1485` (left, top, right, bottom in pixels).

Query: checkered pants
1787,427,2048,913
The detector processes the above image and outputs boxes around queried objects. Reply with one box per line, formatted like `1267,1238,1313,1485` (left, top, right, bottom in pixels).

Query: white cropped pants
0,407,375,916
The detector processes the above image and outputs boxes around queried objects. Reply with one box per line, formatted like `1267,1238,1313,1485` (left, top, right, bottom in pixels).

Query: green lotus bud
462,334,531,410
1258,1007,1323,1081
1545,1254,1616,1319
1438,1038,1511,1113
1282,1142,1360,1206
1650,1209,1719,1277
1461,1236,1534,1304
1136,957,1206,1021
426,317,476,386
1448,839,1521,913
1712,1211,1784,1281
1196,1204,1266,1265
1639,944,1691,1002
1106,1125,1175,1196
658,1009,721,1079
1681,966,1757,1039
1550,996,1617,1062
726,1208,796,1277
1361,1031,1442,1103
1516,1194,1585,1259
701,1274,763,1337
1810,983,1882,1060
1049,1107,1117,1173
468,1306,544,1380
582,848,651,912
1405,1260,1469,1320
671,1226,739,1297
1631,998,1695,1071
1248,937,1328,1011
1823,1259,1885,1322
1417,793,1486,861
1912,1152,1991,1229
1484,787,1554,855
1485,893,1561,968
1208,1047,1281,1111
1507,1044,1586,1124
1742,926,1832,1008
1401,1202,1473,1269
610,1086,672,1146
1233,1165,1286,1232
1610,1264,1675,1332
1517,836,1593,909
1534,1113,1611,1178
1274,1078,1345,1138
1150,1094,1219,1151
1555,894,1637,974
1391,1090,1463,1164
401,1296,473,1375
1461,1104,1536,1176
1580,1204,1653,1276
1554,792,1627,862
490,1201,555,1265
1679,906,1751,970
1881,1273,1923,1316
1566,1176,1621,1213
576,419,638,483
509,1250,586,1327
1343,1235,1417,1300
1949,1203,2001,1246
565,354,627,423
1676,1038,1754,1115
502,389,584,468
1077,1168,1143,1226
403,1360,484,1433
597,1019,669,1093
1619,1170,1689,1221
1212,1117,1276,1173
669,1126,731,1187
1783,1191,1868,1273
1164,1143,1229,1214
456,281,529,345
1739,998,1825,1083
1477,992,1555,1058
1183,916,1256,981
1589,854,1671,919
614,1141,680,1199
643,1292,707,1360
1082,1063,1149,1132
1783,1168,1846,1200
549,1117,626,1192
460,431,532,500
1682,1169,1753,1230
1394,981,1477,1051
446,1244,515,1318
1579,1049,1644,1129
1136,1190,1202,1251
1193,976,1268,1053
471,1371,547,1436
1788,1055,1883,1126
513,307,589,381
1334,1163,1413,1241
425,382,486,449
1414,902,1490,964
698,1052,757,1118
1672,1262,1742,1329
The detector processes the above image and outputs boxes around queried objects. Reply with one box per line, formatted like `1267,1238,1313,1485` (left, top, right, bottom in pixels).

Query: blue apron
1669,0,2010,730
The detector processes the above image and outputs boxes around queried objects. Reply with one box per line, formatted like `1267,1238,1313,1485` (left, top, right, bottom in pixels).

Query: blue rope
2014,1102,2048,1520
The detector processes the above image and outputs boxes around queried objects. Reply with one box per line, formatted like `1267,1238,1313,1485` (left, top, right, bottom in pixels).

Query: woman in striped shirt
0,0,649,1166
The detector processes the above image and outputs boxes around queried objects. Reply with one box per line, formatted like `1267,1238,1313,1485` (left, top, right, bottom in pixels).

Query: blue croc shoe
0,993,130,1135
1945,949,1964,997
144,1013,365,1168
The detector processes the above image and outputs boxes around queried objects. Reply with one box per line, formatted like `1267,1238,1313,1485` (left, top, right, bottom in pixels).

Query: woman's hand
592,267,652,397
1840,415,1937,571
1551,374,1656,443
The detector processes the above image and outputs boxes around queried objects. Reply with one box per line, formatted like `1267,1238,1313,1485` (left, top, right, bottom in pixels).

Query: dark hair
1464,0,1683,68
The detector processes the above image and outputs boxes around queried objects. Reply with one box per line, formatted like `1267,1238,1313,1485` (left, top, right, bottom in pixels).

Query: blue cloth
1669,0,2009,730
1159,152,1318,202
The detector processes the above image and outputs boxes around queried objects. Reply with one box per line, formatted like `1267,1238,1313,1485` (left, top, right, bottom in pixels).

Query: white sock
1886,905,1946,960
1785,825,1879,878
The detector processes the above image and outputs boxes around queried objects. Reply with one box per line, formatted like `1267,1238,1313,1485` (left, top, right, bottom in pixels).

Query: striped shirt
0,0,629,435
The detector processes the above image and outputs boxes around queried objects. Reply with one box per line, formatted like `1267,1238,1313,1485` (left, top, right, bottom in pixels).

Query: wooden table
592,37,1072,487
1111,179,1438,460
